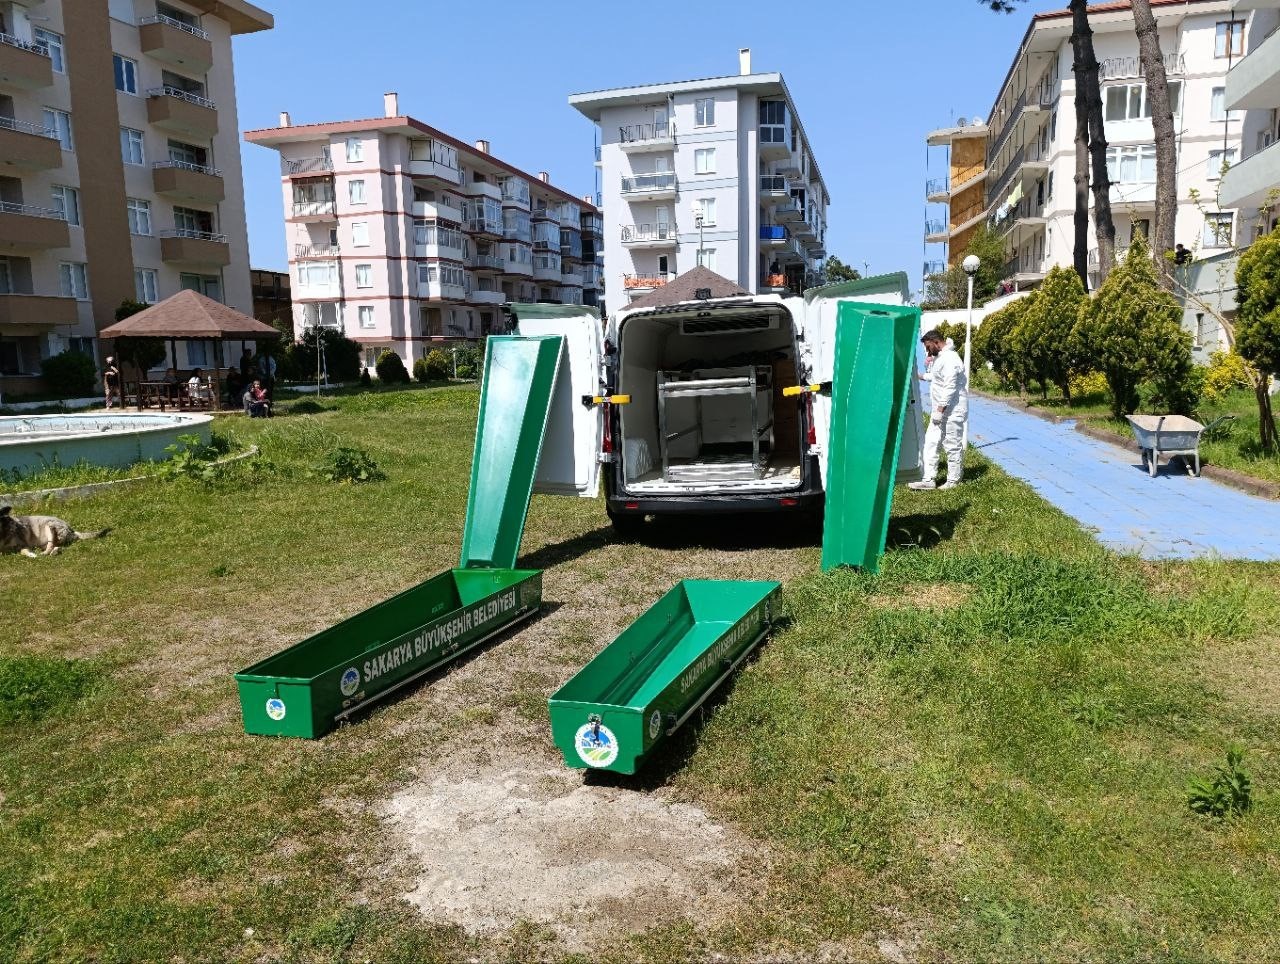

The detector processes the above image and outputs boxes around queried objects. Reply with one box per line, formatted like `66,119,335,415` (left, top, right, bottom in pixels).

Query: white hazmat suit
916,343,968,487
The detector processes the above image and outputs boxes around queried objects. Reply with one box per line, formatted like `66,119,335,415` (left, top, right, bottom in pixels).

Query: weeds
1188,746,1254,819
311,446,385,484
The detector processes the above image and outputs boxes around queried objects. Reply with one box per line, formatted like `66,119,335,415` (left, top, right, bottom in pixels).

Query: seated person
187,368,210,403
163,366,180,385
246,379,271,418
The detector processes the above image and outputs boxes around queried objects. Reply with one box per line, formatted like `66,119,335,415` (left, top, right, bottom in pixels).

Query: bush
286,328,362,383
934,321,968,358
972,297,1030,389
1201,350,1256,404
1067,371,1108,401
453,344,482,376
1023,265,1087,401
423,349,451,381
412,357,432,384
456,364,475,380
312,446,386,484
39,349,97,398
1234,226,1280,451
375,349,410,384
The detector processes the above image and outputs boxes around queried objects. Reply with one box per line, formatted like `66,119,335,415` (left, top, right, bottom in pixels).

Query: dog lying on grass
0,505,111,557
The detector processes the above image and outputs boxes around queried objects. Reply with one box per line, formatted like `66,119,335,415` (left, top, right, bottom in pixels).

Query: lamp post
962,254,980,448
692,203,704,268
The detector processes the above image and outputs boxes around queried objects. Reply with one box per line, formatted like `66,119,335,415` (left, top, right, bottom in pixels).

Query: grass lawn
3,385,1279,961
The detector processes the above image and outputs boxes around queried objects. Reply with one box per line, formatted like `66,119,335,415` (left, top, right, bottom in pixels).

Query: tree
39,349,97,398
1019,265,1087,401
1075,235,1194,418
921,226,1008,309
375,349,410,384
289,327,362,383
823,255,862,284
1131,0,1178,286
1234,227,1280,453
972,296,1031,390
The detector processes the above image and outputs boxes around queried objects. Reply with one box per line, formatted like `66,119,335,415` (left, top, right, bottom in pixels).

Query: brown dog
0,505,111,557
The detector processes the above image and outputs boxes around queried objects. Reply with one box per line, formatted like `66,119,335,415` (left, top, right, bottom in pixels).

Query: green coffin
549,580,781,775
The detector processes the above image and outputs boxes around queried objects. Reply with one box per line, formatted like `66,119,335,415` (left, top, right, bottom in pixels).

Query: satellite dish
957,117,968,127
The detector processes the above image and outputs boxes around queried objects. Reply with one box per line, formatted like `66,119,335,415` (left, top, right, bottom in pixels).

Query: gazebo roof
98,290,282,340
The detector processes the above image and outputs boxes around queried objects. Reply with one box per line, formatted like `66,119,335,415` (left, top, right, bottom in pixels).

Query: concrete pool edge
0,412,215,476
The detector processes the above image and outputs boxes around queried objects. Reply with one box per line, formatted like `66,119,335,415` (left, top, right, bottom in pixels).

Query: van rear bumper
606,488,824,517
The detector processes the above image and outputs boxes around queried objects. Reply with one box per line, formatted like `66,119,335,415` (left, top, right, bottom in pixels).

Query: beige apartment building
0,0,270,393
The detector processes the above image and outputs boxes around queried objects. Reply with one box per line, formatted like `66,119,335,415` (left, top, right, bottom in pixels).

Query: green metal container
236,568,542,738
549,579,781,775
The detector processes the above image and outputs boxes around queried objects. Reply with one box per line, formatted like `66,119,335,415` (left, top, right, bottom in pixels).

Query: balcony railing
926,177,949,197
471,253,505,271
925,219,947,237
0,32,51,56
466,215,504,235
985,144,1026,209
147,86,216,110
292,199,336,217
623,273,672,289
760,174,789,193
531,206,556,221
1099,52,1184,81
0,200,64,220
154,159,221,177
762,273,788,289
580,214,603,234
295,243,340,258
990,197,1045,233
621,222,677,242
283,155,333,175
0,115,57,138
619,122,672,143
160,228,228,242
923,260,947,277
987,88,1027,168
621,172,676,194
137,13,210,39
760,224,789,241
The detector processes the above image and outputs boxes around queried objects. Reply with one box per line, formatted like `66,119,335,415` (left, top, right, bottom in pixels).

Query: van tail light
780,498,799,507
624,502,640,511
805,394,817,447
601,401,613,455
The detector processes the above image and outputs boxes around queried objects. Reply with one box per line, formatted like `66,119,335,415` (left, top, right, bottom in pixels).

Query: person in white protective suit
908,329,968,490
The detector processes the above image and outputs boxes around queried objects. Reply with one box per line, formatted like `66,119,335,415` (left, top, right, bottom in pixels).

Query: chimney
384,92,398,117
739,47,751,75
538,171,549,183
278,110,291,127
582,194,593,204
475,139,490,154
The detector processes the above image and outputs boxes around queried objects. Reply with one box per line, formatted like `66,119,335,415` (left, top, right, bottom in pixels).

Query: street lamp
691,202,704,267
962,254,980,448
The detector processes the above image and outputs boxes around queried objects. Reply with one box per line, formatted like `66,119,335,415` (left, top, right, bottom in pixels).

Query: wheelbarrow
1125,414,1235,478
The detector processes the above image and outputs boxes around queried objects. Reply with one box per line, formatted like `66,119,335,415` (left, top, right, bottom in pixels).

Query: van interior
616,303,806,495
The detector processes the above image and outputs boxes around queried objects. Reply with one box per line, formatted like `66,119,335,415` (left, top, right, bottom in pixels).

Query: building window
358,306,375,329
33,29,64,73
1215,20,1244,58
348,179,366,204
51,185,80,226
355,263,372,287
296,262,338,288
126,198,152,236
694,97,714,128
1208,149,1237,180
187,340,209,366
351,222,369,247
113,55,138,95
134,268,158,303
1105,144,1157,184
120,127,145,165
43,109,72,151
174,206,214,235
696,197,717,226
345,137,363,162
1104,81,1182,121
59,262,89,300
1209,87,1242,123
180,272,222,301
168,140,208,167
157,2,200,29
1203,213,1234,248
694,148,716,174
696,248,716,271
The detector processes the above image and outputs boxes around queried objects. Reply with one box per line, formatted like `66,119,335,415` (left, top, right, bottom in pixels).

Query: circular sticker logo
265,698,286,721
575,721,619,768
649,710,663,740
340,667,360,697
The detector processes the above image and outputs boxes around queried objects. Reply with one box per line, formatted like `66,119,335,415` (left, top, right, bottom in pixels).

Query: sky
232,0,1069,294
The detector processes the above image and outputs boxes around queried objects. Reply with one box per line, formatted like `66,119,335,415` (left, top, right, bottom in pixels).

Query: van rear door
508,303,605,498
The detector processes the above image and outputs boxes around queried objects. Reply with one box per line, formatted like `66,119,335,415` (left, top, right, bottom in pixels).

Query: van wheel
608,511,646,541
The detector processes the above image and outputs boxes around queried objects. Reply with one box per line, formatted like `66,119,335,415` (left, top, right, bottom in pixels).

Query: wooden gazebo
98,290,282,410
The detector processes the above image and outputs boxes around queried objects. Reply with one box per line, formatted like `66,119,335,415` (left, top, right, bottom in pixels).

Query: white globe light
962,255,981,275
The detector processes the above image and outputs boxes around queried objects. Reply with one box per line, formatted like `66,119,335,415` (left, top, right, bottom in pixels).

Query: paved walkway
967,396,1280,561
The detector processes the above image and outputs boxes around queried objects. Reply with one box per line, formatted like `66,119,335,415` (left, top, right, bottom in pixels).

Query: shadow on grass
639,513,820,552
887,503,971,551
519,526,616,570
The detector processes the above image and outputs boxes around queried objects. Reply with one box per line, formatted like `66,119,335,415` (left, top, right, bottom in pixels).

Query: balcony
1225,22,1280,112
146,87,218,139
620,172,676,201
623,273,672,293
531,206,556,222
761,273,788,293
470,252,505,272
1099,52,1185,82
414,235,465,260
412,197,463,222
0,292,78,328
468,288,505,306
1003,254,1047,285
463,180,503,203
760,224,789,246
152,160,224,204
923,260,946,277
925,219,948,243
759,126,791,160
0,202,68,250
138,14,213,73
989,197,1047,235
1219,139,1280,213
580,213,603,236
561,265,581,285
579,264,602,287
533,256,561,282
793,219,815,240
409,158,462,184
926,177,949,202
295,243,340,259
418,280,466,301
774,198,803,222
0,115,61,170
466,214,504,239
618,121,674,153
760,174,790,204
809,244,827,260
291,199,337,221
283,155,333,176
621,222,677,248
0,32,53,90
159,229,230,266
503,254,533,277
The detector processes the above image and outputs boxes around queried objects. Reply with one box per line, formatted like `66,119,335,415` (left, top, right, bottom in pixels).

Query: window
348,179,366,204
295,262,338,288
1215,20,1244,58
157,2,200,29
134,267,158,303
355,263,372,287
1209,87,1242,123
33,29,64,73
43,109,72,151
345,137,363,162
126,198,152,236
351,221,369,247
696,248,716,271
174,206,214,235
59,262,89,300
1203,213,1234,248
168,140,208,167
51,186,79,226
694,148,716,174
1208,149,1237,180
161,70,206,98
358,306,375,329
696,197,717,226
180,273,221,302
1104,81,1182,122
187,340,209,366
694,97,714,128
120,127,144,165
113,55,138,94
1105,144,1157,184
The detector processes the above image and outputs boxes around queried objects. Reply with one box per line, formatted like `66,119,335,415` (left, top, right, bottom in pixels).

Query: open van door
802,272,923,486
508,303,605,498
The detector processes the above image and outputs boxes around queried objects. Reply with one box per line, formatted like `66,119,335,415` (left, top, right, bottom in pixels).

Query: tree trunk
1132,0,1178,287
1070,0,1117,278
1256,377,1278,454
1072,74,1091,288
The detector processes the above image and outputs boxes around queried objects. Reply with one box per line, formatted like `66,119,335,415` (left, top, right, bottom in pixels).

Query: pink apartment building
244,93,603,371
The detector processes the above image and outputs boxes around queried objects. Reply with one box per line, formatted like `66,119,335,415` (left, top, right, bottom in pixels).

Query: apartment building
924,119,989,277
1217,0,1280,238
0,0,270,391
245,96,603,372
569,49,829,304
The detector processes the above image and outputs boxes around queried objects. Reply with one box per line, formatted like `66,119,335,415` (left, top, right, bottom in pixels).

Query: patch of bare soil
870,583,972,611
1200,635,1280,718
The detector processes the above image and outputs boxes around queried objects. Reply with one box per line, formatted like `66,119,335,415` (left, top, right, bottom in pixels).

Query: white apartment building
245,96,603,373
1218,0,1280,237
0,0,270,392
982,0,1251,292
569,49,829,305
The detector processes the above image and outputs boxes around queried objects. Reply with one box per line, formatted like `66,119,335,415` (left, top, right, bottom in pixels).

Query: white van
507,274,924,536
